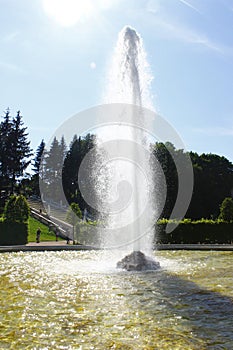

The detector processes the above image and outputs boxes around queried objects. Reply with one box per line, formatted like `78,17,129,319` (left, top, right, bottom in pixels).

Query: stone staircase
28,197,73,240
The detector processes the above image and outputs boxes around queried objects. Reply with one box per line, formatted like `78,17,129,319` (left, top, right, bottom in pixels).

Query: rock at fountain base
116,251,160,271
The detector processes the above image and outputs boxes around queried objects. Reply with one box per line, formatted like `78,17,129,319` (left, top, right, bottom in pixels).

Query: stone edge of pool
0,243,233,253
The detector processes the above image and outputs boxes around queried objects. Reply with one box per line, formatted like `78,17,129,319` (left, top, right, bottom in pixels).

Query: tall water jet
39,26,193,269
104,26,153,109
100,26,160,270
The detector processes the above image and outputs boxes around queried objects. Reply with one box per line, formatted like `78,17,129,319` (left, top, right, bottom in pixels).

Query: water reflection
0,251,233,349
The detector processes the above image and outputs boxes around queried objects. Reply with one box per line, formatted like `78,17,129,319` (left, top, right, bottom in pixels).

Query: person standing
55,228,59,242
36,228,41,243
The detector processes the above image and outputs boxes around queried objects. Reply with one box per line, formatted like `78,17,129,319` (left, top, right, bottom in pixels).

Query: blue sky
0,0,233,161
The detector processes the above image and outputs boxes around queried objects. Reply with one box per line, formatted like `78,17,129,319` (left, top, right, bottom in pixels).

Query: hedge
75,220,233,246
75,221,100,245
0,221,28,245
155,220,233,244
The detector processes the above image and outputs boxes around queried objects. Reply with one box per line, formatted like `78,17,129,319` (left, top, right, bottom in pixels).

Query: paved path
27,240,69,246
0,241,100,252
156,244,233,251
27,242,233,250
1,243,233,253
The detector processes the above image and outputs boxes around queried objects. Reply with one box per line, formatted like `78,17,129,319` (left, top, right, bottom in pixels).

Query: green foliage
29,135,233,222
0,109,32,192
4,195,29,223
152,142,178,219
31,139,46,196
218,197,233,222
32,139,45,174
151,142,233,220
4,195,17,222
28,216,60,242
14,195,30,222
75,221,100,246
66,202,82,226
42,136,66,200
156,219,233,244
0,221,28,245
187,152,233,219
62,133,100,214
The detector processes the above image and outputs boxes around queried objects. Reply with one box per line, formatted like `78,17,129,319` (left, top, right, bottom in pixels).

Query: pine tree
31,139,45,196
10,111,33,191
33,139,45,174
60,135,67,161
0,110,32,193
0,109,13,189
62,135,82,204
62,133,101,216
43,136,66,201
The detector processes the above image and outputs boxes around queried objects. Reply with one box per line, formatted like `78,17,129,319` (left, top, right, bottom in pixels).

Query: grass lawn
28,216,63,242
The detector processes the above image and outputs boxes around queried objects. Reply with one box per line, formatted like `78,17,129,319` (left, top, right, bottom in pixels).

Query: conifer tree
10,111,32,190
31,139,45,196
33,139,45,174
0,109,32,193
62,133,101,216
0,109,13,188
42,136,66,201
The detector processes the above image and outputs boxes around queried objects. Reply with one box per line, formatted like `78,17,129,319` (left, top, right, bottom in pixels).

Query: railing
30,207,73,241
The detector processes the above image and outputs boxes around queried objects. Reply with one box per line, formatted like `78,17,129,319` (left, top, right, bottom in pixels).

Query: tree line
0,109,233,220
153,142,233,220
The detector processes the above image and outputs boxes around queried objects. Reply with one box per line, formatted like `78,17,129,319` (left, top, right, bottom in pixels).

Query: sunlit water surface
1,250,233,349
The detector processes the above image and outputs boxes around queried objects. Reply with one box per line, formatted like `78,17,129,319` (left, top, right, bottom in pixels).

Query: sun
42,0,94,27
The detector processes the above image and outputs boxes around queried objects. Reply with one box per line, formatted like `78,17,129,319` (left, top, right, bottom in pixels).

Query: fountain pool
13,25,230,350
1,250,233,349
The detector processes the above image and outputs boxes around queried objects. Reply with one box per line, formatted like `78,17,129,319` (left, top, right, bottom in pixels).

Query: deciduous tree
218,197,233,222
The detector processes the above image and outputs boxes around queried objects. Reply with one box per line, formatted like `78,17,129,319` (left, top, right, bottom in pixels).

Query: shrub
4,194,30,223
218,197,233,222
14,195,30,222
0,221,28,245
66,203,82,226
1,195,29,245
4,195,17,222
155,219,233,245
75,221,100,245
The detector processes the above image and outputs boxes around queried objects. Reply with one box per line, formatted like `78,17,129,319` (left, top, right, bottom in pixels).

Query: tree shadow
126,268,233,348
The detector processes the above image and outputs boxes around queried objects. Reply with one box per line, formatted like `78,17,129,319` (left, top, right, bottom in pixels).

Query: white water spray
98,26,158,259
104,26,153,109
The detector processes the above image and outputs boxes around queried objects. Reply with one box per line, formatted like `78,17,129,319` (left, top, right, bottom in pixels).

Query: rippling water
0,250,233,349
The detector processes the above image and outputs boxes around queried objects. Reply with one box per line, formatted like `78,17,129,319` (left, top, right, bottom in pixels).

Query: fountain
102,26,160,270
1,250,233,348
116,250,160,271
39,26,192,270
1,27,233,349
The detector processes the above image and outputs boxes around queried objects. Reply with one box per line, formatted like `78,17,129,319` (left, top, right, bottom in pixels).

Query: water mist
99,26,160,270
